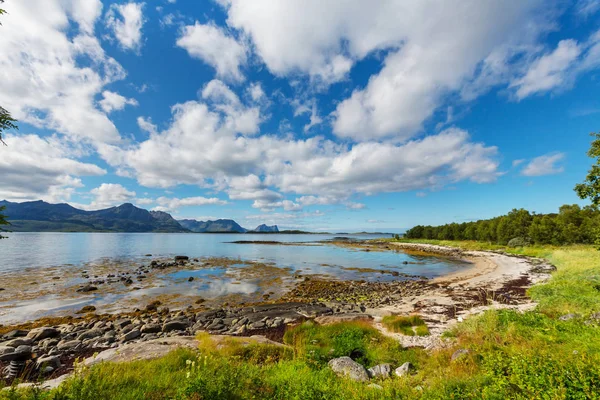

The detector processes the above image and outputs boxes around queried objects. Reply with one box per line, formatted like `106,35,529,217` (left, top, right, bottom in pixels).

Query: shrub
382,315,430,336
507,236,531,248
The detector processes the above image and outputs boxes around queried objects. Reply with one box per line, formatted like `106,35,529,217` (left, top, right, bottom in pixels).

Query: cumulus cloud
99,91,138,113
176,22,247,81
0,0,125,143
155,196,228,211
0,134,106,202
137,116,158,135
220,0,551,140
105,2,145,53
74,183,137,210
98,79,500,212
521,153,565,176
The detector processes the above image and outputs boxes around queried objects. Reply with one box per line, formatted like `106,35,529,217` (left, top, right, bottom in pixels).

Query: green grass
4,241,600,399
382,315,430,336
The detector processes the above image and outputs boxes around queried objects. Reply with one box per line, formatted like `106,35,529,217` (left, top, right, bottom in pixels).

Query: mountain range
0,200,278,233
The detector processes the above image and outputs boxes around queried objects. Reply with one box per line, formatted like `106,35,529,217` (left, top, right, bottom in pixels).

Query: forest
403,204,599,245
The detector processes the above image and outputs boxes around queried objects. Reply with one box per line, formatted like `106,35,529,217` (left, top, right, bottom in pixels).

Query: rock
188,277,194,282
57,340,81,352
120,329,141,342
77,328,104,341
0,346,14,355
27,327,60,342
2,330,29,339
174,256,189,261
157,306,170,315
145,301,162,312
394,362,414,377
114,319,132,329
559,313,579,321
77,285,98,293
76,305,97,314
3,338,33,347
451,349,470,361
368,363,391,379
37,355,62,369
162,320,189,333
14,345,33,355
328,356,370,382
141,324,161,334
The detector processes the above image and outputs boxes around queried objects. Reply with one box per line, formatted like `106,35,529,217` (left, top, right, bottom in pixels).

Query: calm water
0,232,467,278
0,233,471,323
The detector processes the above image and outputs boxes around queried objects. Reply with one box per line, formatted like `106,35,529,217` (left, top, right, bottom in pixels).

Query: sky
1,0,600,232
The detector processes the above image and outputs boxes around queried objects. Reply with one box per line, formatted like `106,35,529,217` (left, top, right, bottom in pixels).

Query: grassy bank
3,242,600,399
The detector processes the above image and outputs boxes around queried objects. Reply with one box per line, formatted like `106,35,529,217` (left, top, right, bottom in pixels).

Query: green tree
575,132,600,205
0,106,17,145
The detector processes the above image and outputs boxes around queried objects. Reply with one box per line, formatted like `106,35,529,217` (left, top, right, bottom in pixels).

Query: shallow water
0,233,471,323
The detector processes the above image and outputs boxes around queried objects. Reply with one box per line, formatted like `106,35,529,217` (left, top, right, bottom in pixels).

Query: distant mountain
252,224,279,233
0,200,188,233
178,219,247,233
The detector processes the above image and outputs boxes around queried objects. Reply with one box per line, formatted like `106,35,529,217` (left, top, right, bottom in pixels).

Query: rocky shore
0,242,557,386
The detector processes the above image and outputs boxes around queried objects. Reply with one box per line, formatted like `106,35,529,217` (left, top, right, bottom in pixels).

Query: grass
382,315,430,336
3,241,600,399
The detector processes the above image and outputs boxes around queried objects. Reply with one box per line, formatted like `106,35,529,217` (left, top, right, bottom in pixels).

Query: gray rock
559,313,579,321
328,356,370,382
2,330,29,339
451,349,470,361
394,362,414,377
36,355,62,369
0,346,14,355
38,338,60,349
27,327,60,342
15,345,33,355
114,319,132,329
141,323,161,334
120,329,141,342
77,328,104,341
162,320,189,333
2,338,33,347
57,339,81,352
368,363,391,379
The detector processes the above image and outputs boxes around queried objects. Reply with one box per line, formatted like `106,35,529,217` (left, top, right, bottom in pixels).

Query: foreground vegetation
3,241,600,399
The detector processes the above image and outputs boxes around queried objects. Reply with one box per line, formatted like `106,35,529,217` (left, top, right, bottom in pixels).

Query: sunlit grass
382,315,430,336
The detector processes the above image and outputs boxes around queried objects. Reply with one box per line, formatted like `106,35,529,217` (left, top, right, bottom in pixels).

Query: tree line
403,204,600,245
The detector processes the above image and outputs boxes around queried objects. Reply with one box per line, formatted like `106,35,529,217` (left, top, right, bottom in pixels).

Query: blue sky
1,0,600,232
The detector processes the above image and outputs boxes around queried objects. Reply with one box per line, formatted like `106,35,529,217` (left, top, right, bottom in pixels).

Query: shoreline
0,241,556,387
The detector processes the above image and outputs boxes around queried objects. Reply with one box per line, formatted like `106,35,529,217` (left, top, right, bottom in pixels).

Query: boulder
114,319,132,329
174,256,189,261
141,324,161,334
328,356,370,382
394,362,414,377
3,337,33,347
0,346,14,355
162,320,189,333
77,285,98,293
120,329,141,342
36,355,62,369
559,313,579,321
368,363,391,379
27,327,60,342
57,339,81,352
77,328,104,341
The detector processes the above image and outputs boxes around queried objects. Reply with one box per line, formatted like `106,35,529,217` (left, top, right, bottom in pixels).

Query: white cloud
155,196,228,211
98,80,501,212
511,40,581,99
176,22,247,81
0,133,106,202
105,2,145,53
0,0,125,143
576,0,600,17
521,153,565,176
99,90,138,113
220,0,551,140
137,116,158,135
74,183,137,210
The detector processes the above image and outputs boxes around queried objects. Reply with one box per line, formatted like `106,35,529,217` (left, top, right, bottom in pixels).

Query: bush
507,236,531,248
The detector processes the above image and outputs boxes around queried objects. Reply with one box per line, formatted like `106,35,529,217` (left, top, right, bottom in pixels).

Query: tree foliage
404,205,600,245
0,106,17,145
574,132,600,206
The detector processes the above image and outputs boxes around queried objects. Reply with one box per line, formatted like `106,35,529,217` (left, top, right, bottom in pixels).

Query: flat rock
0,346,14,355
328,356,370,382
162,320,189,333
78,328,104,341
120,329,141,342
57,339,81,352
2,338,33,347
27,327,60,342
141,324,161,334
